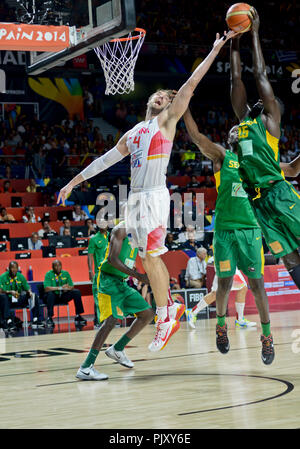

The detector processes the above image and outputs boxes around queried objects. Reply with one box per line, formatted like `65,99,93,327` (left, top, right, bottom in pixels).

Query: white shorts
211,269,247,292
125,186,170,259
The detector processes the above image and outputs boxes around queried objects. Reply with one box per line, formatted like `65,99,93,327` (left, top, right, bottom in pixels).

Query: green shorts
213,228,264,279
95,271,150,323
251,180,300,258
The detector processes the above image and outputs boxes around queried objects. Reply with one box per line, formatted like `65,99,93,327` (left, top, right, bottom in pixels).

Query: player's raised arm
183,108,225,163
108,227,150,284
230,35,249,121
250,7,281,129
280,155,300,178
166,31,237,123
57,132,130,205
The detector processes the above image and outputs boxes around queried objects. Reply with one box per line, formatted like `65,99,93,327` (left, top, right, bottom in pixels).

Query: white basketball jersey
126,117,173,190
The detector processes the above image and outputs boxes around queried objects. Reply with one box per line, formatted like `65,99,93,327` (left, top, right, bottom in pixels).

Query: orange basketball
226,3,252,33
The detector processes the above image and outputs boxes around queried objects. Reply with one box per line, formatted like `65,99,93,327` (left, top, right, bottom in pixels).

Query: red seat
0,193,43,207
168,175,191,187
4,206,75,223
0,256,89,282
0,250,43,260
0,220,86,238
56,247,80,257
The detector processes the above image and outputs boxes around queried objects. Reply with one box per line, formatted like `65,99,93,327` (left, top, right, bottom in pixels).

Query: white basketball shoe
76,364,108,381
105,345,134,368
148,318,180,352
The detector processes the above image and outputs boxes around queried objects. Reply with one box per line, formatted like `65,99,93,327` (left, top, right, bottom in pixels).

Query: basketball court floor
1,310,299,429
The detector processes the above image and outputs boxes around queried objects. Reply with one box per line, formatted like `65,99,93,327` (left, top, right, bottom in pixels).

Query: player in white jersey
57,30,237,352
186,268,257,329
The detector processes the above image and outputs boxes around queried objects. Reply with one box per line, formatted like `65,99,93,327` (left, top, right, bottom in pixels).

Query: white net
94,28,146,95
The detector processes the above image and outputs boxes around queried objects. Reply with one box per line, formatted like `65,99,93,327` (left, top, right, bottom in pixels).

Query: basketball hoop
94,28,146,95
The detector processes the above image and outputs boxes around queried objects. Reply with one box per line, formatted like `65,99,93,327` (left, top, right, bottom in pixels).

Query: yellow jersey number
239,125,249,139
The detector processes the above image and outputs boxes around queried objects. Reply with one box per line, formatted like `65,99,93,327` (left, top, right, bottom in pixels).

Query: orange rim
110,27,146,43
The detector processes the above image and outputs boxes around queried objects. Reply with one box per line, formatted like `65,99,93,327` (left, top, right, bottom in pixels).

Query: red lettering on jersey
139,128,149,134
133,136,141,148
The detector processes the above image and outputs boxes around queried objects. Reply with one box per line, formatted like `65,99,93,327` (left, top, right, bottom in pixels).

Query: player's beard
149,104,164,116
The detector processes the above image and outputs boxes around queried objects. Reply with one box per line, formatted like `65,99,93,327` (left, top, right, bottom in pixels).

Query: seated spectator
62,228,71,237
59,218,71,236
0,207,16,222
72,204,89,222
38,219,57,238
165,233,180,251
22,206,41,223
177,224,203,244
0,261,44,330
86,218,97,236
187,175,200,189
33,147,46,178
182,234,201,252
0,180,16,193
28,232,43,250
80,180,91,193
199,175,215,188
5,165,12,179
170,277,181,290
43,260,86,328
185,247,207,288
26,178,38,193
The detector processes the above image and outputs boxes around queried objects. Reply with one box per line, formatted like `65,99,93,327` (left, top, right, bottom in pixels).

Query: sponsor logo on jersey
131,151,142,168
231,182,248,198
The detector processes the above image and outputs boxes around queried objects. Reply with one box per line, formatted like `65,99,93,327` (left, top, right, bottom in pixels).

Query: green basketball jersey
88,231,109,274
237,115,285,191
214,150,258,231
100,232,138,280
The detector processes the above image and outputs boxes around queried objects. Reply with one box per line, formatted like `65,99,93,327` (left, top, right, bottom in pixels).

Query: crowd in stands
136,0,300,51
0,113,117,179
1,1,299,51
1,85,299,182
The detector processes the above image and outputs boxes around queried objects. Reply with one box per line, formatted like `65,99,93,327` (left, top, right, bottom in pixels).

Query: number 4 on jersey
133,136,141,148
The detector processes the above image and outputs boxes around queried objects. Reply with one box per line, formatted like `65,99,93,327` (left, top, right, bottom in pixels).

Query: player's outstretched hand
57,183,73,205
249,7,260,33
213,30,239,52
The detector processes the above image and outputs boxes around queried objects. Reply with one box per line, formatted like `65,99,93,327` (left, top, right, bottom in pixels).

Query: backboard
26,0,136,75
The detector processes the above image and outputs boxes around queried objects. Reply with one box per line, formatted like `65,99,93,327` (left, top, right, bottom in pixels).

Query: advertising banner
0,23,69,52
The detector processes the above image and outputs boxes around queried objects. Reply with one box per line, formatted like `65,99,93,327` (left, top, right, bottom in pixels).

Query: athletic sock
156,306,168,322
235,302,245,321
81,348,99,369
288,264,300,290
193,298,208,314
261,321,271,337
167,288,174,306
114,334,131,352
217,314,226,327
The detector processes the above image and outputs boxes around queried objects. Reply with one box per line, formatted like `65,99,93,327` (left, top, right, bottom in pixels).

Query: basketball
226,3,252,33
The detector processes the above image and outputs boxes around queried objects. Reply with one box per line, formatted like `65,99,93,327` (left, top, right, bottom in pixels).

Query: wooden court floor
0,310,300,429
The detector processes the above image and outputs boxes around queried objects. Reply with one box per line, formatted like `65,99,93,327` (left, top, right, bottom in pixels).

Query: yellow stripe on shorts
97,292,112,322
261,245,265,275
